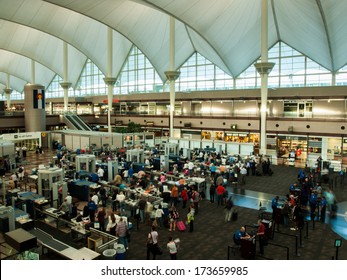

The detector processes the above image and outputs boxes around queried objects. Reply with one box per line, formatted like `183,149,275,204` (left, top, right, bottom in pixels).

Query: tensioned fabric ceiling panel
1,0,347,92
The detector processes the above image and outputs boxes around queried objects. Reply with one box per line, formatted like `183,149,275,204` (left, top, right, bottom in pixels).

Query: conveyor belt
29,228,69,252
28,227,100,259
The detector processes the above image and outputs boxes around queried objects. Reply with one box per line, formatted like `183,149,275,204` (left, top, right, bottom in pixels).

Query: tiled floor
1,148,347,260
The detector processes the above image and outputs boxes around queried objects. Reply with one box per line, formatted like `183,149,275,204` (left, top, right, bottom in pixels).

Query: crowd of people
40,145,341,260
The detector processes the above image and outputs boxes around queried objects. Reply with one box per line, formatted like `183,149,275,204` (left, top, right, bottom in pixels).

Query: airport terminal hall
1,0,347,261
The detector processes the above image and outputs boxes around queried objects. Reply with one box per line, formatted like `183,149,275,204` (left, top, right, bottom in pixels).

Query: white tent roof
1,0,347,93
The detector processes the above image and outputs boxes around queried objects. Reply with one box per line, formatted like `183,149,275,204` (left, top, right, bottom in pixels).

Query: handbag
154,244,163,255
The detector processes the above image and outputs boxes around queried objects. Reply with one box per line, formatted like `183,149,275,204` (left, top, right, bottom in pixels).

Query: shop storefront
201,131,259,144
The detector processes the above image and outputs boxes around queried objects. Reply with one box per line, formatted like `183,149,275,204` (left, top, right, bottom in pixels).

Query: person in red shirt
170,185,179,207
256,219,266,255
216,184,225,206
180,187,188,209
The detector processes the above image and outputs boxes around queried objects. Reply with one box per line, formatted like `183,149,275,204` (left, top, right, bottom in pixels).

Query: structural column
5,73,12,110
60,42,71,112
60,82,72,112
31,60,36,85
24,60,46,131
104,27,117,133
24,84,46,132
103,77,117,133
164,17,180,137
254,0,275,155
4,88,12,110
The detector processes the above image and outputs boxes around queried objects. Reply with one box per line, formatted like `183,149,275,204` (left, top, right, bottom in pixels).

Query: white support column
60,42,71,112
104,77,117,133
5,73,12,110
165,17,180,137
31,60,35,84
254,0,275,155
104,27,117,133
332,71,336,86
60,82,71,112
5,88,12,110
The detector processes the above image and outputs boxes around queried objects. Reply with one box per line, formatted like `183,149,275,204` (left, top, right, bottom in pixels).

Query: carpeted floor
2,149,346,260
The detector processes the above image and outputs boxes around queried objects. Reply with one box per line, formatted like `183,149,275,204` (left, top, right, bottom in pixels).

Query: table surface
60,247,100,260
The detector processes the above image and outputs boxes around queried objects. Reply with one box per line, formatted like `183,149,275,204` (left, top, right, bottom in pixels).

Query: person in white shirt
123,169,129,183
65,192,72,205
22,146,27,158
147,226,159,260
17,165,25,181
116,191,126,211
97,166,104,180
92,192,99,206
155,204,164,228
167,236,178,260
64,192,73,215
10,173,18,188
16,146,21,157
188,161,195,176
240,165,247,185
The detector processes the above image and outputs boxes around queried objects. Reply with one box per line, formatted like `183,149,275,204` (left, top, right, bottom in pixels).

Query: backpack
232,210,238,221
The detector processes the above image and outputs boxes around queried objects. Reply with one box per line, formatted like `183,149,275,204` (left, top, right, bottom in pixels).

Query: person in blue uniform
234,226,250,245
320,196,327,223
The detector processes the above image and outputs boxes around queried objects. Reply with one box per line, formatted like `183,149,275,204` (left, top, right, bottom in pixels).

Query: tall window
15,41,342,104
76,59,106,96
336,65,347,85
0,89,24,101
244,42,332,88
116,46,162,94
46,75,64,98
235,66,259,89
176,52,233,91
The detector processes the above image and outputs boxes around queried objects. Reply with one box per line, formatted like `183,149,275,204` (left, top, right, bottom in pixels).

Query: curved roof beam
315,0,334,70
0,0,132,83
0,49,55,92
44,0,230,78
0,20,87,88
0,72,28,91
137,0,234,76
125,0,272,77
3,0,347,84
270,0,281,40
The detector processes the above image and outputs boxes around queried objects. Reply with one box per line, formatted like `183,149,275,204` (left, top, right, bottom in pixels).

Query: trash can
102,249,117,260
114,244,126,260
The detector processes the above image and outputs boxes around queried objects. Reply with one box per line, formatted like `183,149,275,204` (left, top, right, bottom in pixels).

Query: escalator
60,113,93,131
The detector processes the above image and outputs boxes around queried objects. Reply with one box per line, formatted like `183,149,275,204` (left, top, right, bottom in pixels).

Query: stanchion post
312,213,315,230
295,235,300,257
299,228,304,248
305,221,309,239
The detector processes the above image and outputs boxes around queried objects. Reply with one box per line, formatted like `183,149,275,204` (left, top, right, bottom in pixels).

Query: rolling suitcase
176,220,186,232
232,210,238,221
